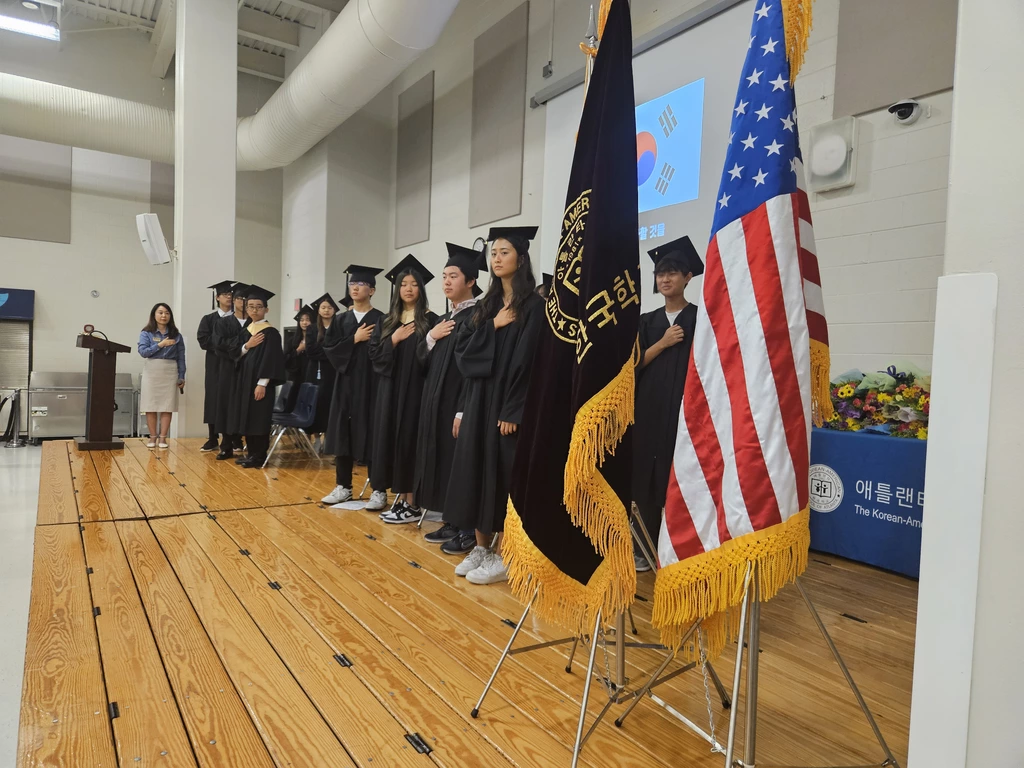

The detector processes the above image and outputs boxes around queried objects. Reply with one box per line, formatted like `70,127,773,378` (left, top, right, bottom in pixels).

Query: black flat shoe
242,457,266,469
216,450,234,461
234,456,248,465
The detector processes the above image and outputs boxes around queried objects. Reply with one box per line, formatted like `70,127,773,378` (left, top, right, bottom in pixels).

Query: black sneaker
441,531,476,555
424,522,459,543
232,438,244,451
200,439,219,452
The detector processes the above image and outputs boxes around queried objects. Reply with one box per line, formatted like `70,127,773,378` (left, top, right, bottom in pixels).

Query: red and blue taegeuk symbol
636,131,658,186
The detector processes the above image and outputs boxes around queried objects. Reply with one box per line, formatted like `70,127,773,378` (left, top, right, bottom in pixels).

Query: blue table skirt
808,427,926,578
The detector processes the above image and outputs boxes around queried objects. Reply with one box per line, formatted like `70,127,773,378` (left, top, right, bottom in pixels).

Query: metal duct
0,0,458,171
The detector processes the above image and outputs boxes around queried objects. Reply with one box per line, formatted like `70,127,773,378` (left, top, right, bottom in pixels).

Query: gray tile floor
0,444,39,767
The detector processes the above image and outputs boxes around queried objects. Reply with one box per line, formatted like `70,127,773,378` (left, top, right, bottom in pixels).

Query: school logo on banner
809,464,843,513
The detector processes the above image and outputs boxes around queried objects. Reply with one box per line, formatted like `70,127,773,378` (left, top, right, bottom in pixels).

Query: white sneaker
455,546,489,577
146,438,156,448
467,551,508,585
321,485,352,505
365,490,388,511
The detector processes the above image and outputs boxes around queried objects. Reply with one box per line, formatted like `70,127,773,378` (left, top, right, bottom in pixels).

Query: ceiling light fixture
22,1,42,10
0,13,59,40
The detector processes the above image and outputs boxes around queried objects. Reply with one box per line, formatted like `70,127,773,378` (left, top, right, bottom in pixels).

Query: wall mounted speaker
135,213,172,266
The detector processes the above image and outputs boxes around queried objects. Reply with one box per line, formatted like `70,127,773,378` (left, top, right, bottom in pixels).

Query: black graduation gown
304,323,336,433
368,312,437,493
413,307,475,512
212,314,249,435
231,325,288,437
633,304,698,515
322,308,384,462
284,328,306,383
443,293,545,534
196,310,224,425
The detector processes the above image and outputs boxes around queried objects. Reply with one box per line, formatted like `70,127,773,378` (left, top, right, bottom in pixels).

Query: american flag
652,0,828,646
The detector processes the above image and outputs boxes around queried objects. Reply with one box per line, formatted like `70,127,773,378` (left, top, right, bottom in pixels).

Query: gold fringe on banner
503,346,640,636
652,509,811,654
782,0,814,81
810,338,833,427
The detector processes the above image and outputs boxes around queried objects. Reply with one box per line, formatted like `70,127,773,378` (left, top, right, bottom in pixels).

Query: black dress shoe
241,457,266,469
234,456,248,465
200,439,219,452
215,450,234,461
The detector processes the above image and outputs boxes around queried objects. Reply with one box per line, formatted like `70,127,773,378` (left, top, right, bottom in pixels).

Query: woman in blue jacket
138,302,186,448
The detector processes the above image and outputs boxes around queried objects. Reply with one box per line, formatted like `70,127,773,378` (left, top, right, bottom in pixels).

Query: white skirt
141,358,179,413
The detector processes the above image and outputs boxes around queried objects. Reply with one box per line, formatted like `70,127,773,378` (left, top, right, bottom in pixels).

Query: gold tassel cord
782,0,814,81
810,338,833,427
651,509,811,655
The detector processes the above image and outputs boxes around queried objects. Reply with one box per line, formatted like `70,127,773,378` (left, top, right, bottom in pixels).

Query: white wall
0,146,282,380
800,0,951,376
384,0,952,375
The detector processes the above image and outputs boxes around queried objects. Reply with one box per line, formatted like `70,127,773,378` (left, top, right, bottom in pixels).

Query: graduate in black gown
212,283,250,460
305,293,340,449
633,236,703,569
444,226,546,585
285,304,314,386
417,243,486,552
196,280,235,452
368,255,437,524
320,266,386,507
232,285,288,468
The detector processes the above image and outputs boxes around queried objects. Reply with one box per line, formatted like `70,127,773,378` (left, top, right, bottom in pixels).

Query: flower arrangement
823,365,929,439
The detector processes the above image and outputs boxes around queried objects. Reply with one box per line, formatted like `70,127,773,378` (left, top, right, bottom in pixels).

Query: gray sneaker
455,546,489,577
364,490,388,511
634,552,653,573
321,485,352,505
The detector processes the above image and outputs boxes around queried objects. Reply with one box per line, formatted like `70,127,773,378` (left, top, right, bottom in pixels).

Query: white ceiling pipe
236,0,459,170
0,72,176,164
0,0,459,171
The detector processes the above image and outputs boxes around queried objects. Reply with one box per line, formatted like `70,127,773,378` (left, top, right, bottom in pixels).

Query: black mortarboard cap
208,280,234,294
542,273,553,287
445,242,486,281
385,254,435,286
310,293,340,313
293,304,315,322
340,293,353,308
231,282,250,299
487,225,538,242
344,264,383,287
245,284,275,304
647,236,704,291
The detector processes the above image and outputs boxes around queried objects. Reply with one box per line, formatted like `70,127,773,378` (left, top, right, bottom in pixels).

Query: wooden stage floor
19,438,917,767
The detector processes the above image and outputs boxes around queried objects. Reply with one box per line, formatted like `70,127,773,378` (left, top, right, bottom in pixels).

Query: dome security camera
888,98,922,126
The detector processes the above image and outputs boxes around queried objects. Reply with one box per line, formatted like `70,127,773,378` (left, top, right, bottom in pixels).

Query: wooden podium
75,334,132,451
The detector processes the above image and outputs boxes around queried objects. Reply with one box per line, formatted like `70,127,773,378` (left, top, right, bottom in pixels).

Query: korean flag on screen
635,78,704,213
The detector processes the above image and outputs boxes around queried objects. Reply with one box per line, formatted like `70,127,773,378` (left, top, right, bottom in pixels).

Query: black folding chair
264,382,320,467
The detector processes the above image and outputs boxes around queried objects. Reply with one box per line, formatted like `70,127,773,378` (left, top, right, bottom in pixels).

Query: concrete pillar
172,0,237,437
908,0,1023,765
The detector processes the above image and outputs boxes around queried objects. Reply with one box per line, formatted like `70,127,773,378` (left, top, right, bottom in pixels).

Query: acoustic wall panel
468,2,529,228
834,0,957,117
0,135,72,244
394,71,435,248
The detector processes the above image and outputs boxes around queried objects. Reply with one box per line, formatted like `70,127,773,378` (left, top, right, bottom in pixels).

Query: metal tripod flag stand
472,508,732,767
618,561,902,768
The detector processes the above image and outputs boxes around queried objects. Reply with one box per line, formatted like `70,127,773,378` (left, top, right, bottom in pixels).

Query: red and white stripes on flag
652,161,829,651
